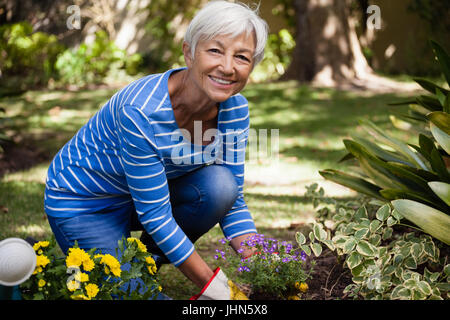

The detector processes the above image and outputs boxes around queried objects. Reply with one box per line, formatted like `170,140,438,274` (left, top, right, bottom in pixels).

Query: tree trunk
283,0,372,87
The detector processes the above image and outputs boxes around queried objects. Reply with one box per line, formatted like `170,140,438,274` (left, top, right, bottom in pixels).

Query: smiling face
183,32,256,103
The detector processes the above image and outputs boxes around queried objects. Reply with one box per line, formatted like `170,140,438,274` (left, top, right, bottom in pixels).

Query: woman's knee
201,165,239,209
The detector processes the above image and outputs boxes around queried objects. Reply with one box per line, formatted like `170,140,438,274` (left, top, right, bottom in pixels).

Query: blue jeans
46,165,238,298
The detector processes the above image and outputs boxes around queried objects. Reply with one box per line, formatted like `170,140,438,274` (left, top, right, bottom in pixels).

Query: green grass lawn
0,79,419,299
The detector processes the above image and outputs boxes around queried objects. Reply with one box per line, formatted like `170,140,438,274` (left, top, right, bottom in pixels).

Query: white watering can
0,238,36,286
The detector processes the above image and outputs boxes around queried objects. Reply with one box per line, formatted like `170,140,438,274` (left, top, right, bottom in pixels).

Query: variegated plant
319,41,450,245
297,189,449,300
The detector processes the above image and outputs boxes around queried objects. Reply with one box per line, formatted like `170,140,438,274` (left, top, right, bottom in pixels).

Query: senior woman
44,1,268,300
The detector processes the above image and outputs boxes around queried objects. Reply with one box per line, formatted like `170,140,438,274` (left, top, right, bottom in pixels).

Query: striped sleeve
218,99,257,239
117,104,194,267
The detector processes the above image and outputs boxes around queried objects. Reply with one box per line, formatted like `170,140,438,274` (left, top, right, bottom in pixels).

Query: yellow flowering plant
20,236,162,300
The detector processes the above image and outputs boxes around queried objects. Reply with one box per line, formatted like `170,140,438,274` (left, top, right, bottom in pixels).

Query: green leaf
308,231,315,243
430,40,450,86
344,140,410,190
419,133,436,162
392,199,450,245
383,265,396,276
430,122,450,155
386,216,397,227
354,206,368,221
356,240,377,257
296,232,306,245
382,227,393,240
322,239,335,251
369,234,381,246
415,95,443,112
352,135,412,165
384,161,432,192
391,286,411,300
444,264,450,276
346,252,363,269
428,111,450,135
436,282,450,292
430,148,450,183
413,77,450,95
429,181,450,206
369,220,382,233
410,243,423,260
417,281,432,296
310,242,322,257
423,241,436,259
445,92,450,113
318,169,384,201
436,89,446,106
354,228,369,240
313,224,327,241
380,188,447,212
360,119,428,170
300,244,311,256
332,235,349,249
343,237,357,254
376,204,390,221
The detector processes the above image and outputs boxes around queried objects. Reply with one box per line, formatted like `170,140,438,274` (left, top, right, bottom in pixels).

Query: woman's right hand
177,250,214,289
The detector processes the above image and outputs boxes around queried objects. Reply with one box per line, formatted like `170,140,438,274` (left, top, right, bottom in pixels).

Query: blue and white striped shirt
44,67,257,266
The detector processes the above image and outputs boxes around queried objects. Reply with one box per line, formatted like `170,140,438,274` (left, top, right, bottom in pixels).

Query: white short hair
184,1,269,65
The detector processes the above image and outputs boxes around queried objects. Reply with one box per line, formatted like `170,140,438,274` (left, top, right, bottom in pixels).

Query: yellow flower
158,286,162,292
288,295,301,300
82,257,95,272
70,294,90,300
145,256,156,265
85,283,99,299
66,247,95,272
74,272,89,283
33,241,49,251
147,265,157,275
38,279,46,287
98,254,121,277
66,248,86,268
295,282,309,293
67,279,80,292
36,254,50,268
33,267,43,275
127,237,147,252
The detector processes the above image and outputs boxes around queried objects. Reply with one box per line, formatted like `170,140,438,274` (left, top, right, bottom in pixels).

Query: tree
282,0,370,85
282,0,415,91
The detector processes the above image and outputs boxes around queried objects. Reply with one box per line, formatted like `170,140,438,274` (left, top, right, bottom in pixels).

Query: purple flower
237,265,250,273
300,251,307,261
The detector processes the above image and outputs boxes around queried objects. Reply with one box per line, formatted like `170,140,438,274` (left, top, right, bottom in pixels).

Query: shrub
0,22,64,95
55,30,143,87
319,41,450,244
20,236,161,300
299,184,449,300
214,234,313,300
250,29,295,83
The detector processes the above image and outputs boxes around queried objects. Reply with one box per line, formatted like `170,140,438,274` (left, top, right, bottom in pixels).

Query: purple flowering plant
214,234,314,299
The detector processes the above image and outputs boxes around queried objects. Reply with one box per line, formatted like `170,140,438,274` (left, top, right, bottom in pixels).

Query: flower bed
215,234,314,300
20,237,162,300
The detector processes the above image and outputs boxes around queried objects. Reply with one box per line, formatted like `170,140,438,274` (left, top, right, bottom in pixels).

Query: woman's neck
168,69,218,125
